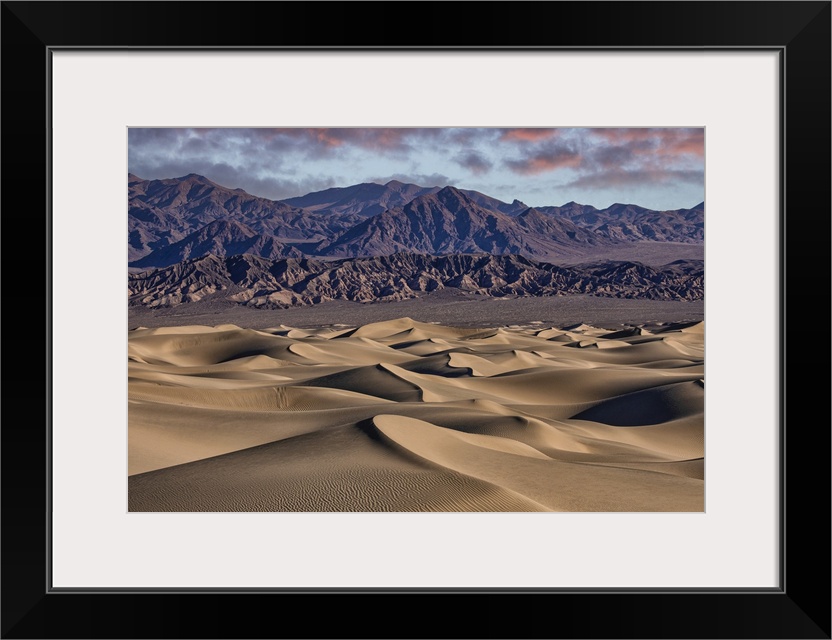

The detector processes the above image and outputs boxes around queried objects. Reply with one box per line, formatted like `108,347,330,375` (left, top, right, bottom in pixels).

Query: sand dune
129,317,704,511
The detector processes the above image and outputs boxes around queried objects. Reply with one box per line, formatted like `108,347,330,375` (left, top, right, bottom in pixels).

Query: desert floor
128,290,703,330
128,311,704,512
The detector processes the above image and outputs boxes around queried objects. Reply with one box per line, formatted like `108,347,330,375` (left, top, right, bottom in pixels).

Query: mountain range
128,173,704,267
128,173,704,308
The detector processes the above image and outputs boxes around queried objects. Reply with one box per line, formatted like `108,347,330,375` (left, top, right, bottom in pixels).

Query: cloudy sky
129,127,704,211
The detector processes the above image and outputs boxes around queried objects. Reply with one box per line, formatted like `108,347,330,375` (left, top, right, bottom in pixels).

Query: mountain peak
432,185,477,210
560,201,597,212
177,172,215,185
435,185,468,199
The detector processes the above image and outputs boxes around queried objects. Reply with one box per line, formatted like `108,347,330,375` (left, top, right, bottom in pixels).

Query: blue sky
129,127,704,211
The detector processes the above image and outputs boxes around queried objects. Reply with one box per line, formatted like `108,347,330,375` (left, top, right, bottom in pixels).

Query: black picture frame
2,2,829,638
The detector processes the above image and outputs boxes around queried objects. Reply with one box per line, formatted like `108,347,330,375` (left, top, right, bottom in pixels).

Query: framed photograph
3,1,829,638
125,124,708,517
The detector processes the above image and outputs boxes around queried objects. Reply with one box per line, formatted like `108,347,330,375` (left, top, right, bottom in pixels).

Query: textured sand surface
128,318,704,512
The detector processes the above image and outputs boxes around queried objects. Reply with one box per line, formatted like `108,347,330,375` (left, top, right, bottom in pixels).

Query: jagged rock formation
128,252,703,308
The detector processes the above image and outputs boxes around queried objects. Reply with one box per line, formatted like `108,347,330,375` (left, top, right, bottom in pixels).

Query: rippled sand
128,317,704,512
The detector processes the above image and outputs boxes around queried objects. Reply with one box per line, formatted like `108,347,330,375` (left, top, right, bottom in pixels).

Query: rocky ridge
128,252,703,309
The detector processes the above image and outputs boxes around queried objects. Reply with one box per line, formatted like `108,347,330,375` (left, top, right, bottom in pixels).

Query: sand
128,317,704,512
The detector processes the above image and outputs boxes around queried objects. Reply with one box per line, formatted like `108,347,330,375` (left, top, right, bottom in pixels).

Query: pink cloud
591,128,659,143
505,150,582,175
663,131,704,157
309,128,344,147
590,128,704,158
500,128,560,143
